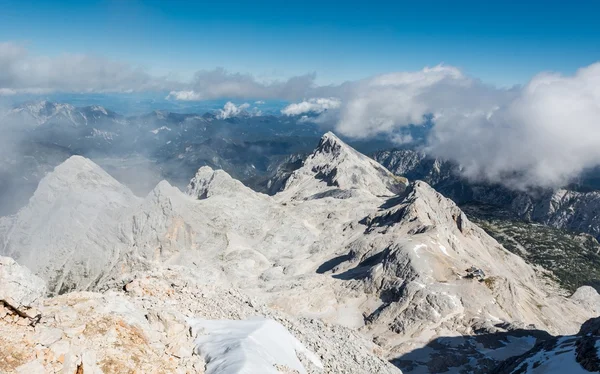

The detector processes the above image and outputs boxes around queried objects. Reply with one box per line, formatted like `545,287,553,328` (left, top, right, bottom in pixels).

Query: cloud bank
0,42,176,94
281,63,600,189
427,63,600,189
2,41,600,189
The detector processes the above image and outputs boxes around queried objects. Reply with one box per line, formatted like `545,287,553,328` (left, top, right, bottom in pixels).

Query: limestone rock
0,256,46,316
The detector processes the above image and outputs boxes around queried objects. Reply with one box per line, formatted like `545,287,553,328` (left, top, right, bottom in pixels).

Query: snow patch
189,318,322,374
439,245,449,256
150,126,172,134
413,244,427,258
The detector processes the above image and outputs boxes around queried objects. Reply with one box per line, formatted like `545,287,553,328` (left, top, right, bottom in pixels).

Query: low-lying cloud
427,63,600,189
0,42,177,94
281,97,341,116
167,68,318,101
216,102,251,119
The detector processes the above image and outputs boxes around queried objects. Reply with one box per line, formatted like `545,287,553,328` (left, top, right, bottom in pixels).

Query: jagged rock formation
373,149,600,241
283,132,407,198
1,132,599,372
511,189,600,241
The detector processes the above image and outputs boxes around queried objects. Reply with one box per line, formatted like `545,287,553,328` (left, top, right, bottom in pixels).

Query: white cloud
165,90,201,101
167,68,317,101
281,62,599,189
281,97,341,116
0,42,177,94
255,100,265,105
3,40,600,189
216,102,251,119
331,65,513,138
426,63,600,189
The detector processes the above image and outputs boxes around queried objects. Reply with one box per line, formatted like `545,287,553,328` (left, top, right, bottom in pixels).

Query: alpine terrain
1,133,599,373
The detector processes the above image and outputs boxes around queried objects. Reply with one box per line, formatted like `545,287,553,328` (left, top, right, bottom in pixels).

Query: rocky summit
1,132,599,373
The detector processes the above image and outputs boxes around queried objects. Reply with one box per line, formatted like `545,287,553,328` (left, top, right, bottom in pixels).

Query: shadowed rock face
488,316,600,374
373,149,600,241
1,132,599,373
393,326,553,374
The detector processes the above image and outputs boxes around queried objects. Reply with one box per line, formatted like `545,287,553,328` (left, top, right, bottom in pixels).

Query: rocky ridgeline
1,132,599,373
373,149,600,241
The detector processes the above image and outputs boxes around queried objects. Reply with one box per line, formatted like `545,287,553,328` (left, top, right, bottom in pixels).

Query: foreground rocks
0,259,400,373
0,256,45,320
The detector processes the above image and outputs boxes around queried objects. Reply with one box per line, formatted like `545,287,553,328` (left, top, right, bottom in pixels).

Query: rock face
0,256,45,317
1,132,599,373
510,189,600,241
283,132,407,199
373,149,600,241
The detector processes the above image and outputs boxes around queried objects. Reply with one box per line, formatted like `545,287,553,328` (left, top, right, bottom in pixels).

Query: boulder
0,256,46,317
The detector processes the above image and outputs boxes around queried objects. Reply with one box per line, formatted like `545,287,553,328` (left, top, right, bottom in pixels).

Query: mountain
281,132,407,198
0,256,398,374
1,132,598,372
0,100,408,217
0,101,323,215
0,156,140,294
373,149,600,293
373,149,600,240
2,101,81,128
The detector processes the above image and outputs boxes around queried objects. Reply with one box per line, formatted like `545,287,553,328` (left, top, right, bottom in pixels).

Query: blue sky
1,0,599,86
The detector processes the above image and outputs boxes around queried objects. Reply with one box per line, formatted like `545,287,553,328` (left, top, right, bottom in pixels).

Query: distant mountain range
0,100,400,215
373,149,600,241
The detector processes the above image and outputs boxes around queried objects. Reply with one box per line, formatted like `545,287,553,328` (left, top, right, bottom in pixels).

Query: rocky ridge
373,149,600,241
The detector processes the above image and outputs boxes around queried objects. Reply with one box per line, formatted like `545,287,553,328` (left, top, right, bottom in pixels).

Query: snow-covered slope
190,318,323,374
1,132,598,373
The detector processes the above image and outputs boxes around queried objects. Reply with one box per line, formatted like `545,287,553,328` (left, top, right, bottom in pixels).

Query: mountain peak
7,101,79,126
321,131,341,142
281,132,408,198
315,131,346,155
187,166,263,200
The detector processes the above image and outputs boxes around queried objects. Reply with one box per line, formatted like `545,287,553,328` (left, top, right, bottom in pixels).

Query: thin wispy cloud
0,42,178,94
166,68,318,101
